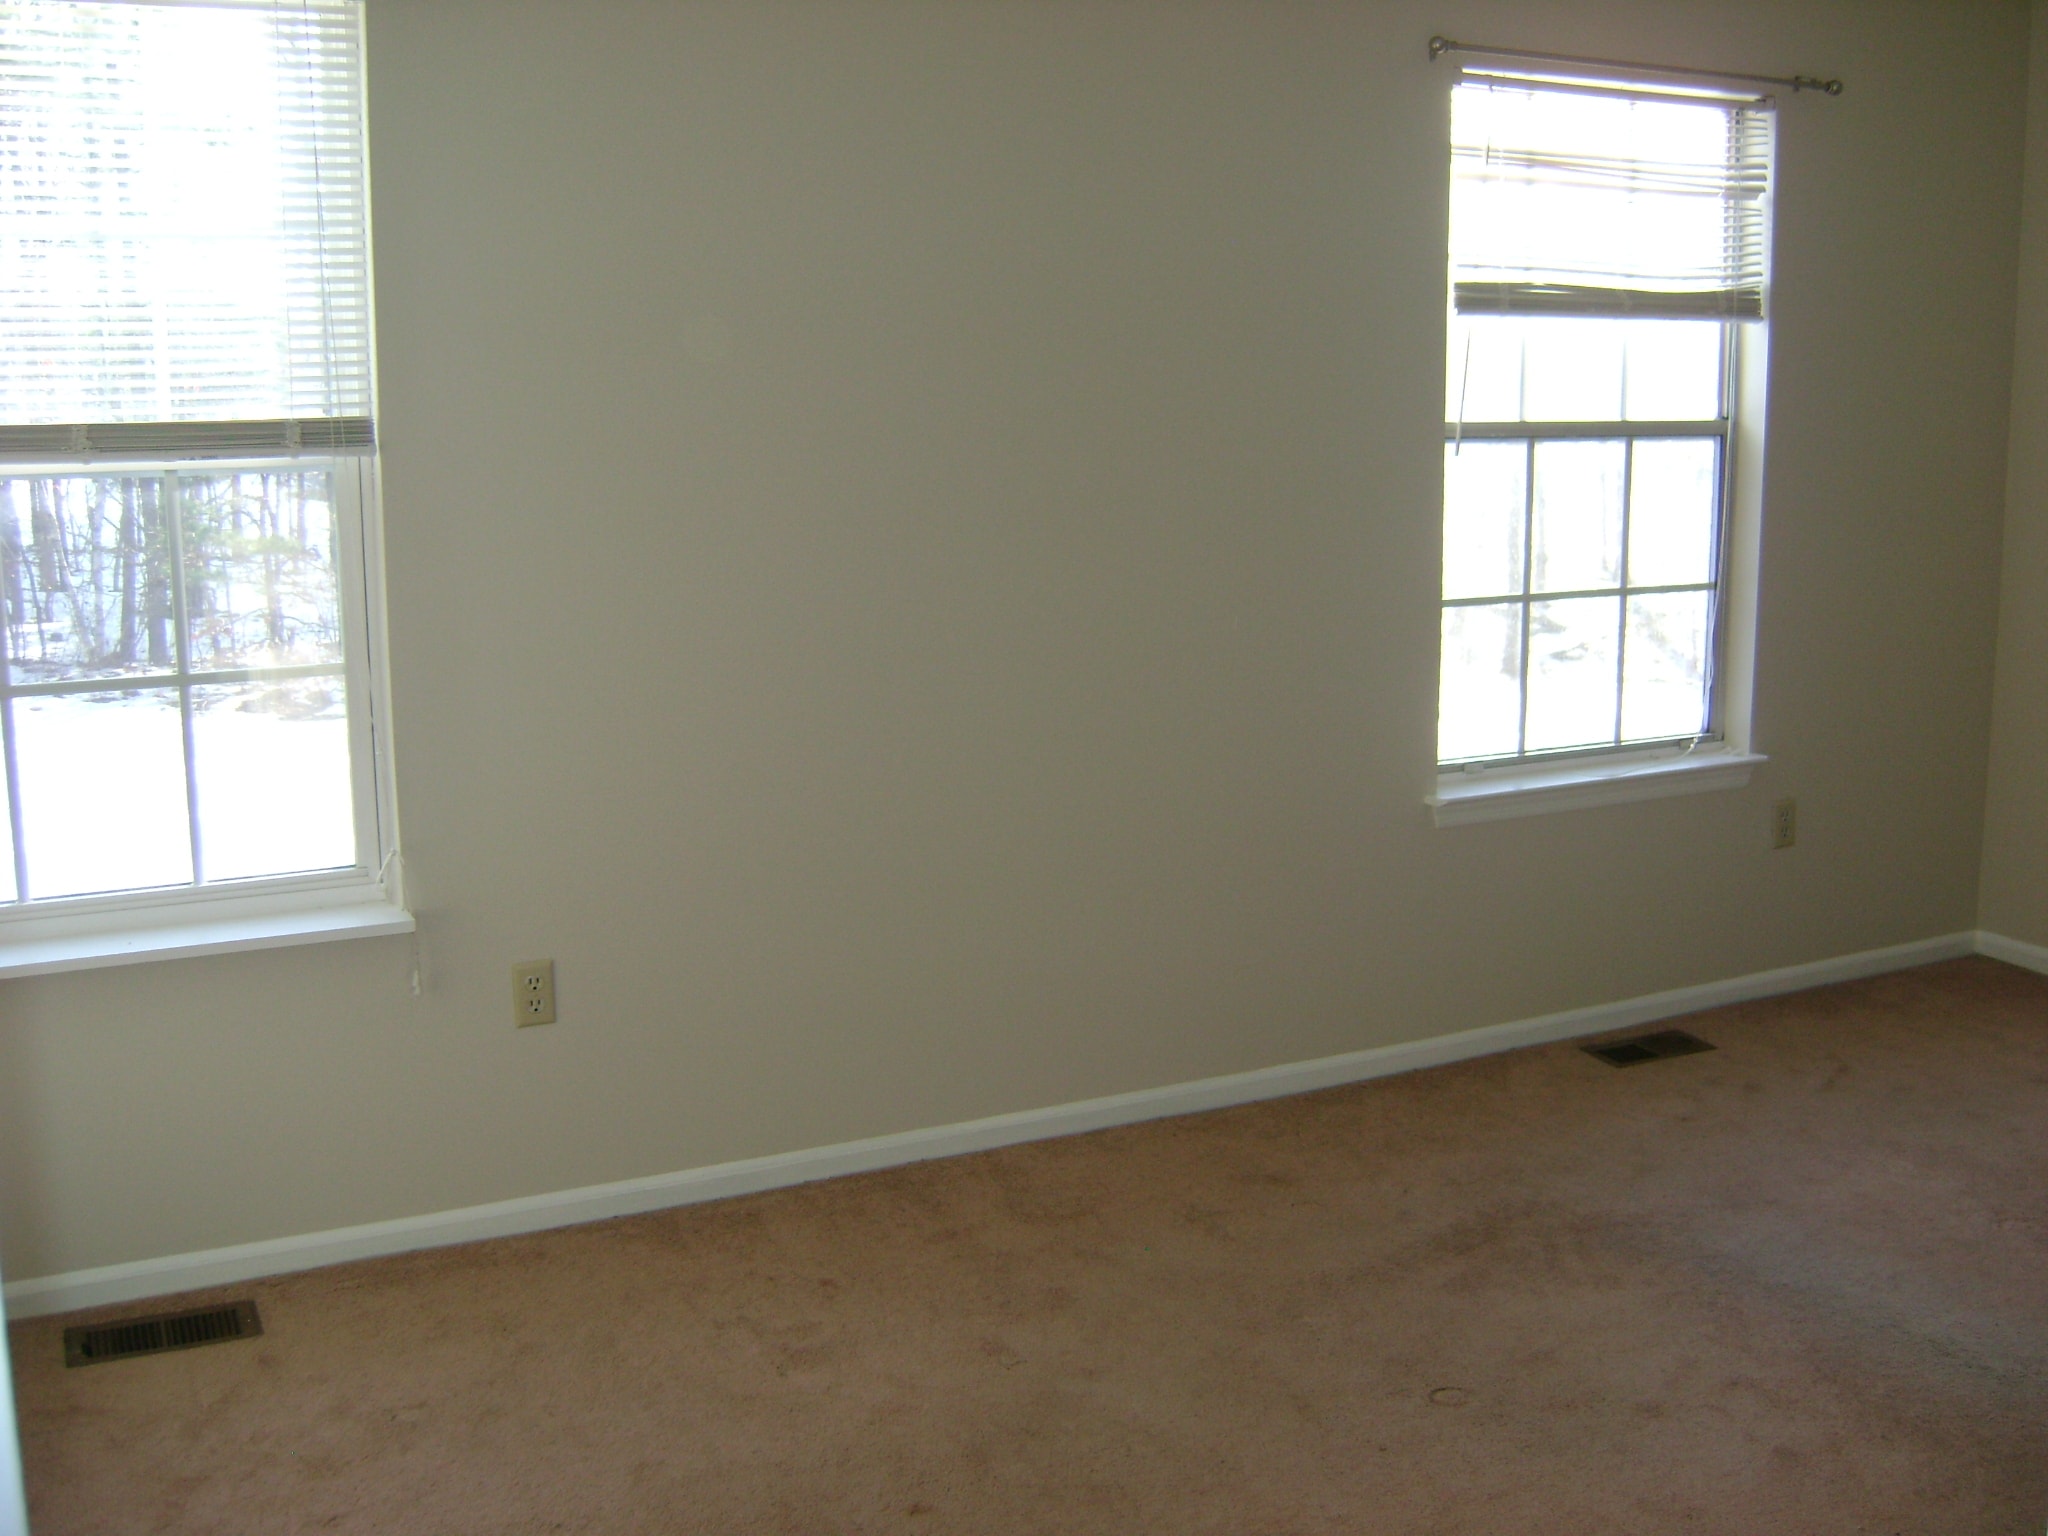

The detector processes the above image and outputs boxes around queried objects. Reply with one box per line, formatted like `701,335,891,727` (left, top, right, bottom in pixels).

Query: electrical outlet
1771,797,1797,850
513,960,556,1026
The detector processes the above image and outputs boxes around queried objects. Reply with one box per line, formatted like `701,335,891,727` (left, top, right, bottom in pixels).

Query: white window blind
0,0,371,451
1450,72,1773,321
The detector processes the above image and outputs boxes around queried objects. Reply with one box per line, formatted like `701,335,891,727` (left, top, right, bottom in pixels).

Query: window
1436,70,1773,796
0,0,403,964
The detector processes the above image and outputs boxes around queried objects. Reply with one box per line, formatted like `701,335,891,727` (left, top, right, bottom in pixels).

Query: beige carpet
9,956,2047,1534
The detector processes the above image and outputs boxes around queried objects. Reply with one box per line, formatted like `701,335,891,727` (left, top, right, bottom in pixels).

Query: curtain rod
1428,36,1844,97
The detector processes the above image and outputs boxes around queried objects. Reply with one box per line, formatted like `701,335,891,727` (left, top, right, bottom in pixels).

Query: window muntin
1438,72,1770,770
1440,322,1729,765
0,464,368,900
0,0,386,915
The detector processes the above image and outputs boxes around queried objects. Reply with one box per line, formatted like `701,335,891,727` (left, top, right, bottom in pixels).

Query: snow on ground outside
7,689,353,901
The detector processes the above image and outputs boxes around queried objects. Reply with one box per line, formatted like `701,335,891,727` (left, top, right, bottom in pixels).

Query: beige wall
0,0,2025,1282
1983,0,2048,945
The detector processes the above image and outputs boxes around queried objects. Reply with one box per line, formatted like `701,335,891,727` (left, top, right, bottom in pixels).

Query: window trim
0,0,401,970
0,450,406,971
1432,320,1769,823
1433,66,1776,823
1440,416,1731,768
0,866,410,979
1439,316,1740,769
1429,744,1765,827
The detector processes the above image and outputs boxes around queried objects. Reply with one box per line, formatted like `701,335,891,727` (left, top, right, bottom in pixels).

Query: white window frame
1430,73,1772,827
1432,326,1769,825
0,450,407,976
0,0,406,970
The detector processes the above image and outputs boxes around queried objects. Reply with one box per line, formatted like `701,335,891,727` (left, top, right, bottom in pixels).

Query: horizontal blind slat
1449,78,1775,322
0,416,374,461
0,0,373,427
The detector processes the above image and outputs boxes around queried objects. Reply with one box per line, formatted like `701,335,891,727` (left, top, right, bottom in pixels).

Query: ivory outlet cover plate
1772,798,1797,850
513,960,556,1026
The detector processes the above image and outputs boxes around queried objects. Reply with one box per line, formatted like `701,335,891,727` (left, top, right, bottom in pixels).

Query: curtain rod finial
1429,35,1453,61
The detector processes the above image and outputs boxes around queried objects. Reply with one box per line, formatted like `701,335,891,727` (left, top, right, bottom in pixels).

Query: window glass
180,471,345,671
0,470,358,896
1445,315,1525,423
1621,592,1713,740
1627,441,1719,588
0,478,171,686
1524,596,1621,753
1439,605,1525,762
1437,325,1724,763
0,0,380,909
1442,443,1526,601
1522,322,1624,422
192,681,354,883
1625,323,1724,421
1437,72,1763,768
15,690,192,897
1531,441,1625,593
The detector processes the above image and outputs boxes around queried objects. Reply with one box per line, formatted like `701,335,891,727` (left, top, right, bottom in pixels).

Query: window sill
0,877,414,980
1429,748,1766,827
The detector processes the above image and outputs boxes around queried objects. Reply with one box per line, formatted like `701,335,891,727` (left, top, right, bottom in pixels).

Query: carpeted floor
8,955,2047,1534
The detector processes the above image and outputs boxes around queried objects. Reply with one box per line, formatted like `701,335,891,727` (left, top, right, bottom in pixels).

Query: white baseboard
2,929,1982,1320
1974,929,2048,975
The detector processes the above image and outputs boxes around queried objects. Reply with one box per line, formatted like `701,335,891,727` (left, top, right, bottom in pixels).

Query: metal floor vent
1583,1029,1715,1068
64,1300,261,1368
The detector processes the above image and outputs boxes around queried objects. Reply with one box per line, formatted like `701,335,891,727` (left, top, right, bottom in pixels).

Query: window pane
1445,315,1524,423
1627,440,1719,589
1524,596,1619,753
1439,604,1523,762
180,470,344,671
0,0,372,425
1624,321,1723,421
15,690,191,897
0,731,16,902
0,475,177,686
1522,319,1624,421
1621,592,1712,741
1443,442,1526,600
192,680,354,881
1532,440,1624,594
